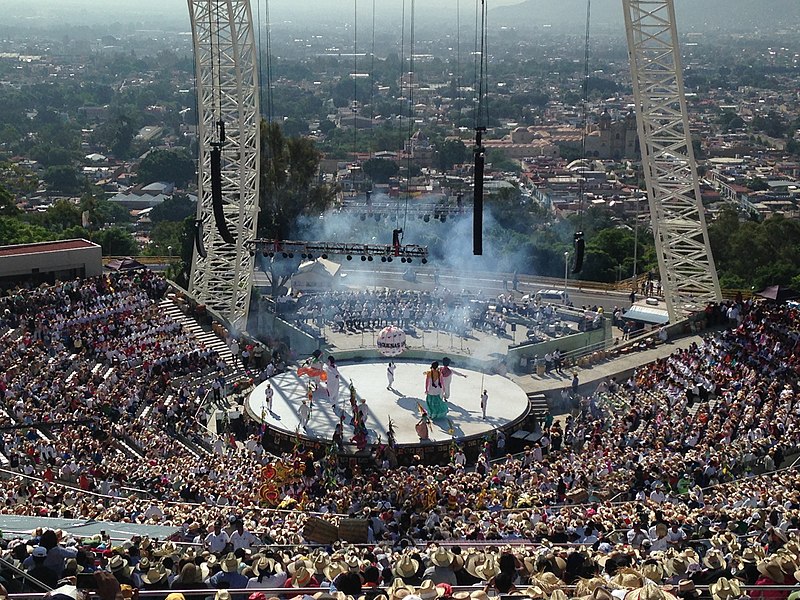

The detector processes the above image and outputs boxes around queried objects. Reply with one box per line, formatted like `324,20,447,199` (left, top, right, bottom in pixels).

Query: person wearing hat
248,555,287,588
27,546,59,589
108,555,135,588
141,565,171,600
285,564,318,589
676,580,701,600
423,547,457,586
393,554,423,587
171,563,207,592
208,553,248,594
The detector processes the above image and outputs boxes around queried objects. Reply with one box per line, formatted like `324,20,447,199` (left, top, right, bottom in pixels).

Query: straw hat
393,555,421,579
709,578,742,600
215,592,231,600
677,580,700,598
429,547,455,568
221,553,240,574
641,563,663,583
703,549,725,570
757,559,785,584
592,588,614,600
289,558,315,575
292,566,313,587
253,556,276,577
470,592,490,600
623,584,678,600
474,558,501,582
611,569,644,590
141,566,168,586
325,561,349,582
109,556,130,576
523,586,548,600
417,581,439,600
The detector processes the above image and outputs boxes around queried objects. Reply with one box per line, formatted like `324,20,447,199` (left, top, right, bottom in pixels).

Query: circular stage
246,361,531,459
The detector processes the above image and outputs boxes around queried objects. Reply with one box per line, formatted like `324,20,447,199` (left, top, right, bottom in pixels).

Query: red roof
0,239,98,258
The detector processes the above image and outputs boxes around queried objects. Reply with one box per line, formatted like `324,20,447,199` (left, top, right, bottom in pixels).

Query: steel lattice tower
622,0,721,320
188,0,260,329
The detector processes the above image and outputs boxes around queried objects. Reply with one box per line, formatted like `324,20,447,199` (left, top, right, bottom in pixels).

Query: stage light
374,214,381,222
347,255,352,260
400,257,406,263
321,254,328,259
269,252,275,257
360,214,366,221
440,215,447,223
249,250,255,257
381,256,386,262
368,256,373,261
421,258,428,264
307,254,313,260
301,253,307,259
262,251,269,257
282,252,288,258
387,256,393,262
406,257,412,264
423,215,430,222
288,253,294,258
361,256,367,261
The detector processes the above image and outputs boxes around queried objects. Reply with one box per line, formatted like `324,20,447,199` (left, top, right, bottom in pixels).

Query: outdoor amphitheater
0,268,798,600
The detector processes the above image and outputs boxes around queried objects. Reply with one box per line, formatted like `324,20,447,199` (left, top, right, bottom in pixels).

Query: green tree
26,199,82,232
136,148,196,187
0,183,19,217
92,226,138,256
0,217,51,246
150,194,196,222
80,196,131,228
43,165,83,194
362,158,399,184
437,138,467,171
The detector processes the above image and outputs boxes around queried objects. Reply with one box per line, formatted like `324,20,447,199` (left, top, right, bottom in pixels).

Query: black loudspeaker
510,323,517,332
572,232,585,274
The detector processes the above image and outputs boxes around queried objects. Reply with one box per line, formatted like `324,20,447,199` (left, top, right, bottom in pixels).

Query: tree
26,199,81,232
0,217,51,246
92,227,138,256
150,194,196,222
136,148,196,187
43,165,83,194
259,120,338,241
0,183,19,217
80,196,131,228
362,158,399,184
437,139,467,171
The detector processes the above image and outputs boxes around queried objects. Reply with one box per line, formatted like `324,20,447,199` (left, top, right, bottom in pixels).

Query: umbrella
105,257,147,271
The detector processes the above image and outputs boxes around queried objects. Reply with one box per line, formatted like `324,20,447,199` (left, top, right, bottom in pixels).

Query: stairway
158,297,249,390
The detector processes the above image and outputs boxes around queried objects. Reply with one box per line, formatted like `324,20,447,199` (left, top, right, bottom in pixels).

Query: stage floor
246,361,530,446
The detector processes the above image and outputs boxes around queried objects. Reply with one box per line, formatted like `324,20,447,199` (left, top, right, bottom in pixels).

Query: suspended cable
456,0,461,118
257,0,263,117
264,0,274,123
396,0,406,229
369,0,376,158
353,0,358,162
573,0,591,274
472,0,480,130
403,0,416,232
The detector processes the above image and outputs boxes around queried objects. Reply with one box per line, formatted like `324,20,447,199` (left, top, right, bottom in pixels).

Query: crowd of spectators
0,274,799,600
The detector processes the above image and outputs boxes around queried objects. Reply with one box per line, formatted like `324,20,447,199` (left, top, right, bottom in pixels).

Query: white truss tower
188,0,259,329
622,0,721,320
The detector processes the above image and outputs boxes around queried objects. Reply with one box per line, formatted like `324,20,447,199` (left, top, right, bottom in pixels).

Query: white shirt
230,529,259,551
205,530,230,553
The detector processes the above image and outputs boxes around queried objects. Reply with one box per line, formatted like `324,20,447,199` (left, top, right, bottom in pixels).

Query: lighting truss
622,0,722,320
248,239,429,262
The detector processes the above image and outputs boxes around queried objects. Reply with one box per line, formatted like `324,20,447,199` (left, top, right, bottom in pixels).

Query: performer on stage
440,356,467,400
387,361,396,390
324,355,340,406
424,361,448,420
415,414,431,441
265,383,274,412
481,389,488,419
297,349,326,382
298,400,311,428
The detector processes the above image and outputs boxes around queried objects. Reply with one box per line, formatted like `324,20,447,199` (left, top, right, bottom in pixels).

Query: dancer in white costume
325,355,340,407
387,361,396,390
440,357,467,401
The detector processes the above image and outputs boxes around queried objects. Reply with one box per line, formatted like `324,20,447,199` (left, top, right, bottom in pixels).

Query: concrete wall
507,319,612,373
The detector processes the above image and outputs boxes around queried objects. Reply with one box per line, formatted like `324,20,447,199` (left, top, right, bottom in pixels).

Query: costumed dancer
297,349,326,385
324,355,340,407
298,400,310,429
265,382,274,412
424,361,448,420
440,356,467,401
415,414,431,441
387,361,396,391
481,389,488,419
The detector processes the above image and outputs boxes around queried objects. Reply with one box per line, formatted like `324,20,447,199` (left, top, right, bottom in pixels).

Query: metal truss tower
622,0,721,320
188,0,260,329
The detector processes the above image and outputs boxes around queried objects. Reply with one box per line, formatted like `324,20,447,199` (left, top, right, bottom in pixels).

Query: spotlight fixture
400,257,406,263
346,255,352,260
367,256,373,261
421,258,428,264
301,253,307,259
262,251,269,257
249,250,255,257
374,214,381,222
387,256,393,262
361,256,367,261
406,258,412,264
423,215,430,223
381,256,386,262
307,254,313,260
321,253,328,259
440,215,447,223
288,253,294,258
360,214,366,221
282,252,288,258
